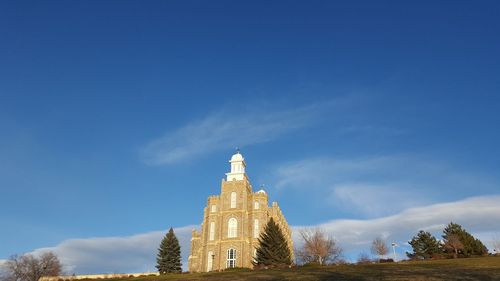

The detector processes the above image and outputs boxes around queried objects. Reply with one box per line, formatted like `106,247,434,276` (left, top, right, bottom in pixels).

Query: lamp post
391,242,397,261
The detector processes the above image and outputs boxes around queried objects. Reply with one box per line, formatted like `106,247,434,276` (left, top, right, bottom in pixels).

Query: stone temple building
188,150,293,272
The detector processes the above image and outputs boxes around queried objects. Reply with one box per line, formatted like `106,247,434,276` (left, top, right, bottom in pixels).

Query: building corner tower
188,150,293,272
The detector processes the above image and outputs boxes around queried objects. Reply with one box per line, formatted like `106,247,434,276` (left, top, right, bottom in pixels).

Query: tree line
1,221,497,280
407,222,488,260
160,221,496,271
155,220,492,272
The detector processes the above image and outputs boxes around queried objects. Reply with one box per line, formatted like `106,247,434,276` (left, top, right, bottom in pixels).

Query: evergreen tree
442,222,488,257
407,230,441,260
254,218,292,268
156,228,182,274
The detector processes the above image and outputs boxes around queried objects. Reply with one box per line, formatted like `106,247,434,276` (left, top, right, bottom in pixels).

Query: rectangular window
226,249,236,268
228,218,237,238
209,222,215,241
207,251,213,272
211,204,216,212
254,219,259,238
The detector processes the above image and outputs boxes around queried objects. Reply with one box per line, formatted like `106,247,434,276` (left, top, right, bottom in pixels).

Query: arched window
211,204,216,212
254,219,259,238
226,248,236,268
207,251,213,272
228,218,237,238
254,200,259,209
230,192,236,208
209,221,215,241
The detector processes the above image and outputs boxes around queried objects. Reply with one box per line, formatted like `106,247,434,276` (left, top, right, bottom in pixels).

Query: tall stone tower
188,150,293,272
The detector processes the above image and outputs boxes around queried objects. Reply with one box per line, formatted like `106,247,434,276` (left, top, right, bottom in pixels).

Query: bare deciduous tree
444,234,464,259
371,237,388,260
3,252,62,281
296,228,342,265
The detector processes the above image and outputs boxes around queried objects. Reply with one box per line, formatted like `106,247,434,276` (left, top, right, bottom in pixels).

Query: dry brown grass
98,256,500,281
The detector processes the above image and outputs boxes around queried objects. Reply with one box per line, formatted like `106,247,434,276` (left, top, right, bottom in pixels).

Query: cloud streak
294,195,500,260
271,155,498,217
140,102,331,165
22,226,196,274
6,196,500,274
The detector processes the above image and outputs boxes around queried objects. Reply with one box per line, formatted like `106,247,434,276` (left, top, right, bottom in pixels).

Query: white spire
225,149,246,181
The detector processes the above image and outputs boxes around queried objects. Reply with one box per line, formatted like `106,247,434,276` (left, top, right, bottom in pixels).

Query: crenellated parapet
269,202,294,260
188,229,202,272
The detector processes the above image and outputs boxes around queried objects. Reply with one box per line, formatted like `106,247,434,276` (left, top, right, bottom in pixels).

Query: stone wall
39,272,159,281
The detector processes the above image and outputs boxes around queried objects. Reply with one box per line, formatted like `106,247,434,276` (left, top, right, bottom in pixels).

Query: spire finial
236,146,240,154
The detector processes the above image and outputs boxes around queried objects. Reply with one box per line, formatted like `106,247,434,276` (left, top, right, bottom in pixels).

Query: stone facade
188,151,293,272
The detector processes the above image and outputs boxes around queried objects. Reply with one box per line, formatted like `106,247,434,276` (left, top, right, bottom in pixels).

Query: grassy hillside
103,257,500,281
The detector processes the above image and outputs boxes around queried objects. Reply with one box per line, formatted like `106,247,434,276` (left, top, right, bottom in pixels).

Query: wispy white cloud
295,195,500,260
271,156,498,217
331,183,424,216
23,226,196,275
337,125,409,136
140,102,332,165
9,196,500,274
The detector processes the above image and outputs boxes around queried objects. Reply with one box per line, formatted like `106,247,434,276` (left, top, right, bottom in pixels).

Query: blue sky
1,0,500,273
